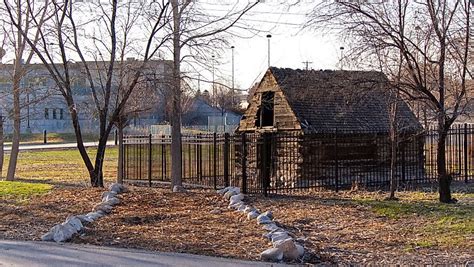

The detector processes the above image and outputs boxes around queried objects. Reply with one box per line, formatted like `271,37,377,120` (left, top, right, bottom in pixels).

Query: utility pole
302,61,313,70
266,34,272,68
212,55,215,107
231,45,235,106
197,73,201,93
339,46,344,70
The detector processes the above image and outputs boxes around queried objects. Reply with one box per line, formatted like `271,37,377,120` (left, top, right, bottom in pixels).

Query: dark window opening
59,109,64,120
52,109,57,119
44,108,49,119
261,92,274,127
255,108,261,127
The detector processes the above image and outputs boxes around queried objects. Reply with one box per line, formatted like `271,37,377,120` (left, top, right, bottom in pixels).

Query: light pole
339,46,344,70
212,55,215,107
231,45,235,106
266,34,272,68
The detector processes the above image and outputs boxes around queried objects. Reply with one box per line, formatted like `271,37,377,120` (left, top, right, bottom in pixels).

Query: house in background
0,59,172,134
238,67,424,189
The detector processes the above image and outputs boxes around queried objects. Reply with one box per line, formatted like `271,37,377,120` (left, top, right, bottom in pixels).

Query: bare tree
169,0,258,190
0,111,3,178
0,0,49,181
308,0,472,203
3,0,170,186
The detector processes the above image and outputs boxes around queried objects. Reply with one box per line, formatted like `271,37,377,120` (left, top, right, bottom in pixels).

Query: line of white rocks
217,186,305,263
41,183,127,243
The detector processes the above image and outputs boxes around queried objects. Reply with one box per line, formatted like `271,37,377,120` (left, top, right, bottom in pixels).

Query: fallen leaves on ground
0,187,102,240
70,185,275,262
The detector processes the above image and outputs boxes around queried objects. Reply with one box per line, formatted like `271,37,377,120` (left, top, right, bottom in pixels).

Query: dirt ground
70,185,288,262
1,184,472,265
248,189,473,265
0,187,103,240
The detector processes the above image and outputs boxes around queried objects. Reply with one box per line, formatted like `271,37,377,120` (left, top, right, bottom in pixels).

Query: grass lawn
0,181,52,202
3,132,113,146
1,147,118,186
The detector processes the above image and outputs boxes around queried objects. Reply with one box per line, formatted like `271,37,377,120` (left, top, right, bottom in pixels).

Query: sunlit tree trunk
0,114,4,178
6,59,22,181
170,0,183,189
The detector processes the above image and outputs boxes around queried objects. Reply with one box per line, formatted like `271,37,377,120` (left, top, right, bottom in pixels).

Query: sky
0,0,344,95
195,0,343,94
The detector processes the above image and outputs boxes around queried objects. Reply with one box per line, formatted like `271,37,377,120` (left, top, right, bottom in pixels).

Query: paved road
0,240,290,267
3,141,116,152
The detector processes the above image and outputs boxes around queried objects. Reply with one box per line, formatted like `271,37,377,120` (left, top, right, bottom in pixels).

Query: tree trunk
67,100,96,186
170,0,183,189
6,66,22,181
92,131,110,187
117,123,124,184
389,135,398,199
0,115,4,178
437,122,452,203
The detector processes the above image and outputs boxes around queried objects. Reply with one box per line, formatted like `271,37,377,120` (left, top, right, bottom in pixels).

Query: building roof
269,67,422,134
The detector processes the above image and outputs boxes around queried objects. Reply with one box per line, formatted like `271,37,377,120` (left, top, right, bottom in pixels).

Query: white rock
217,186,237,195
260,247,283,262
262,223,280,231
261,211,273,220
65,217,83,232
173,185,186,193
247,210,260,220
229,197,241,206
271,232,290,243
243,206,256,213
273,238,299,261
41,229,55,241
237,204,247,212
295,243,305,258
257,214,272,225
101,191,117,199
228,200,243,209
53,223,76,242
75,215,94,224
85,211,104,221
224,190,237,200
103,197,121,206
229,193,244,203
109,183,125,194
93,203,113,214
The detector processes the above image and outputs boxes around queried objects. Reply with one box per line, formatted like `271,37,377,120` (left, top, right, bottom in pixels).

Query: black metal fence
123,124,473,195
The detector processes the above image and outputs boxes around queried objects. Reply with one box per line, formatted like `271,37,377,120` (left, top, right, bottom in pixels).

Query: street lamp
231,45,235,106
266,34,272,68
212,55,215,107
339,46,344,70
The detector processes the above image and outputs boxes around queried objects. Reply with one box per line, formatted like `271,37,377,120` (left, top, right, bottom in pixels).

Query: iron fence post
224,133,230,187
148,134,152,187
334,128,339,192
198,134,202,181
161,135,165,180
262,133,270,197
241,133,247,194
213,132,217,190
401,142,406,183
464,123,468,183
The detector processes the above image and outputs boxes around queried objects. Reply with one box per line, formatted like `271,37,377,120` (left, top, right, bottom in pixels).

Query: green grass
1,147,118,186
3,132,113,145
0,181,52,201
354,191,474,247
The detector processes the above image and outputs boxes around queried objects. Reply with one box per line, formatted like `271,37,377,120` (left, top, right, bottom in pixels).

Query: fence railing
123,124,473,195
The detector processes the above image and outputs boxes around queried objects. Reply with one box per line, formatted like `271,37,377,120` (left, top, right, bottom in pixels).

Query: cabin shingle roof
269,67,422,134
